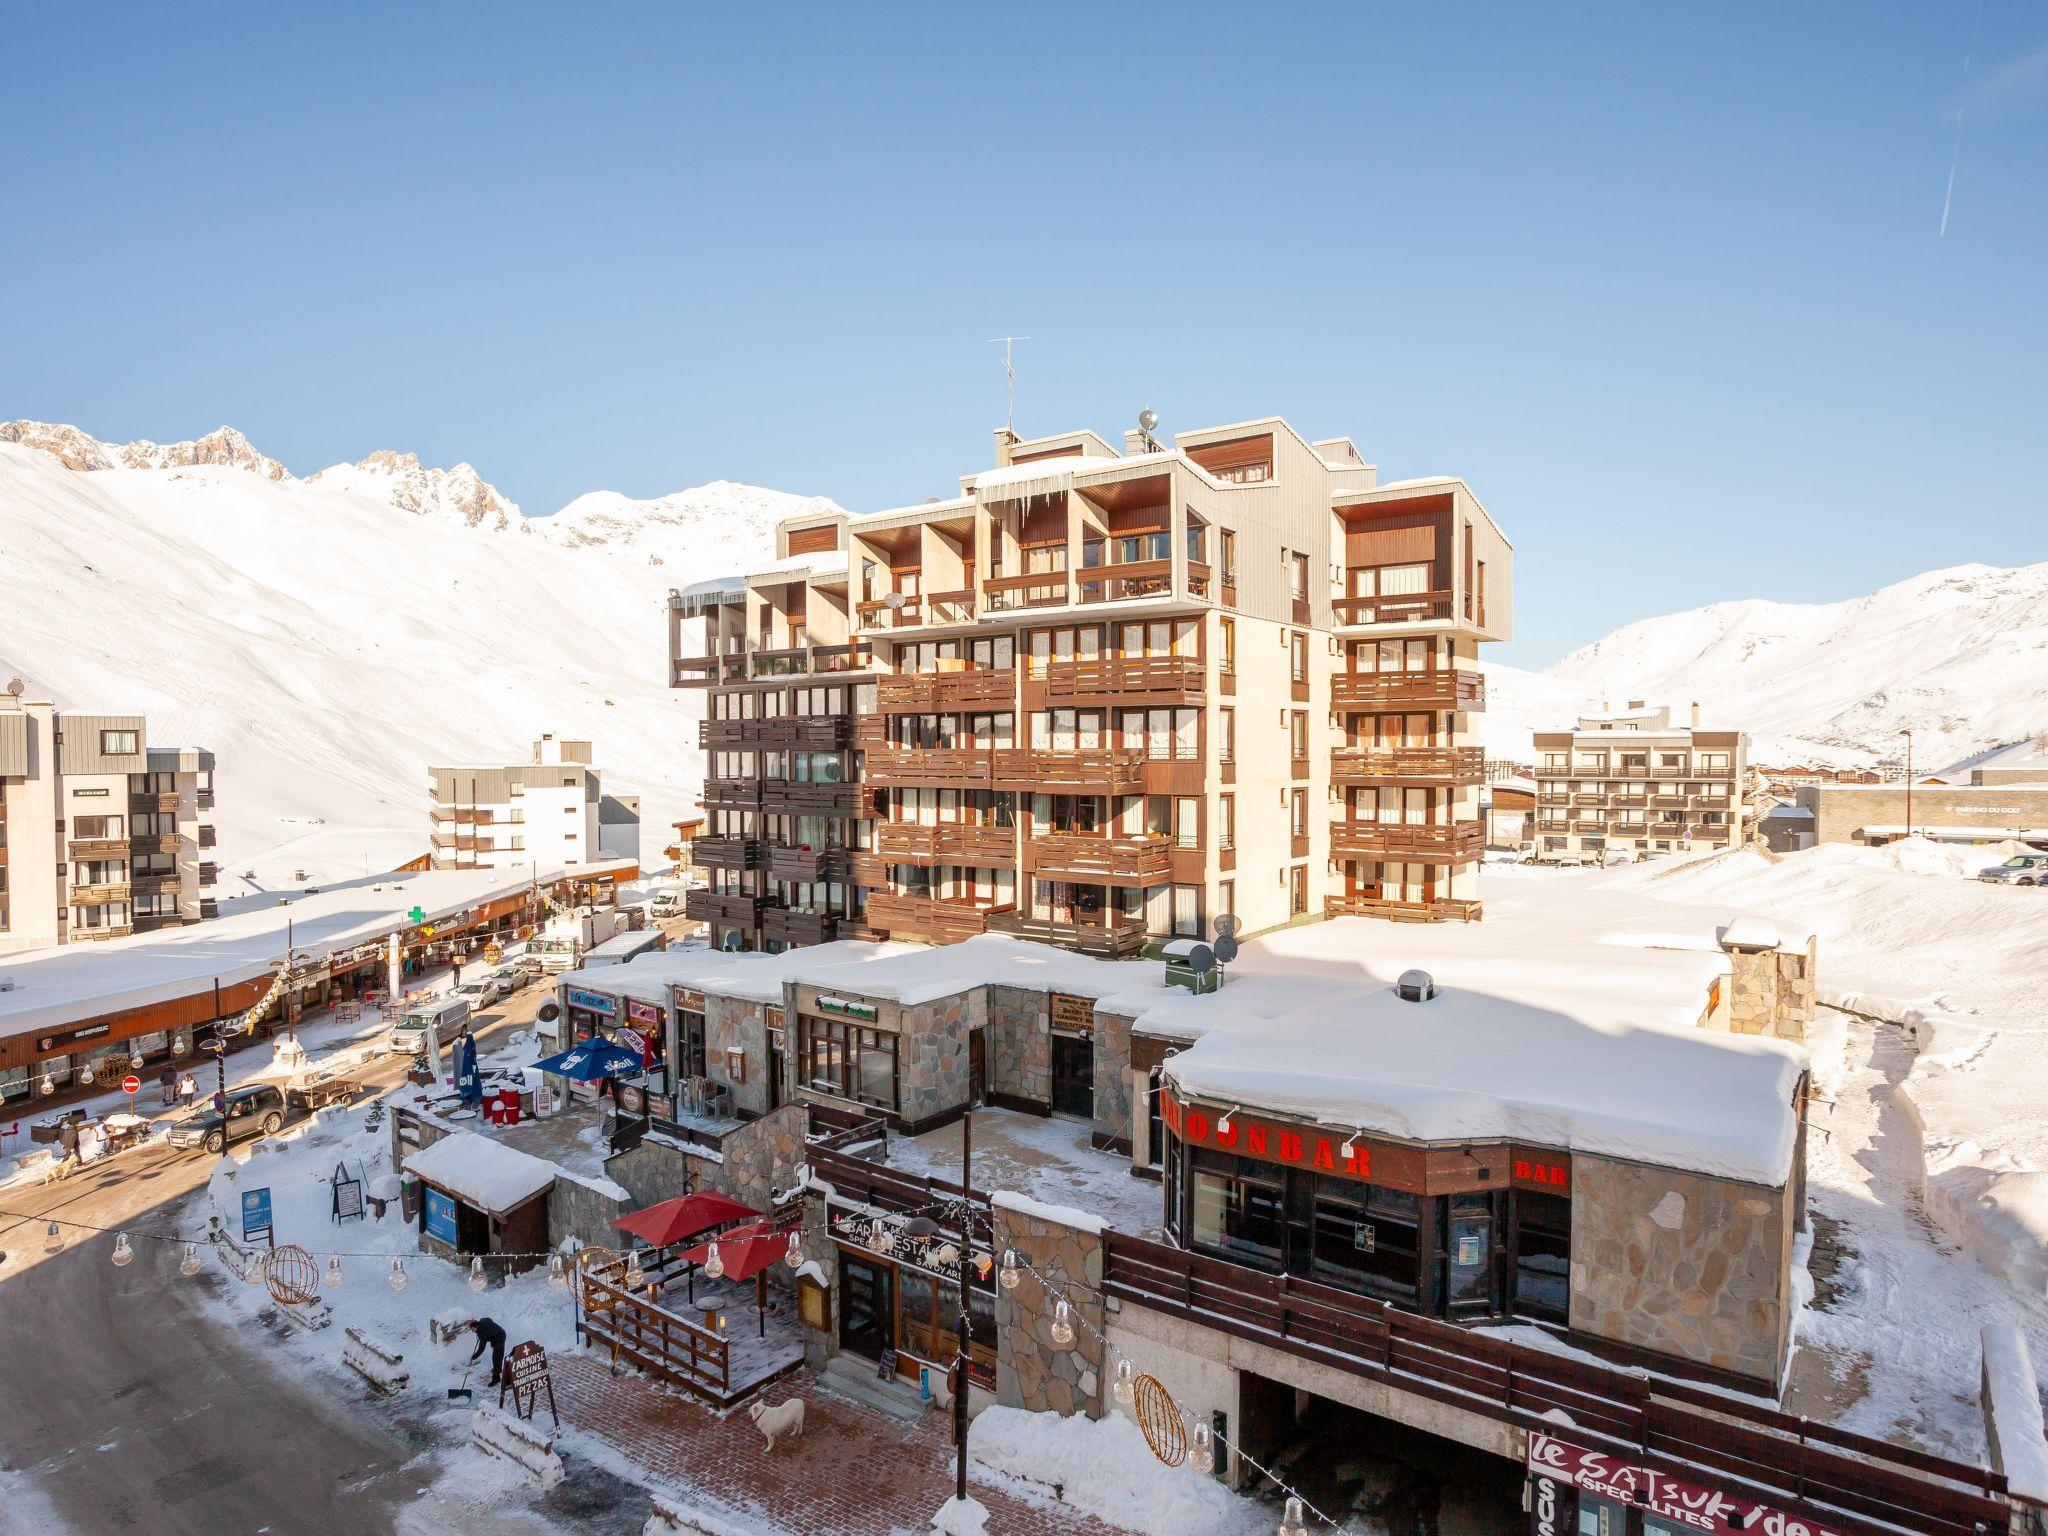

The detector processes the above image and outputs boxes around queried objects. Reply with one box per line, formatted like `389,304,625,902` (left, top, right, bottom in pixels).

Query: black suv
166,1084,314,1154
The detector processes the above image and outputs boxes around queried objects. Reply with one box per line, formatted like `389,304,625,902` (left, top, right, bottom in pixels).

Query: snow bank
405,1131,557,1214
968,1406,1263,1536
993,1190,1105,1236
1981,1326,2048,1502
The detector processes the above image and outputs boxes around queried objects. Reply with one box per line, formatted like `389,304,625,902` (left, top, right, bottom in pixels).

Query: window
1289,711,1308,762
1218,619,1235,675
1288,551,1309,601
1173,797,1201,849
1218,795,1235,851
1217,879,1235,920
1219,529,1236,582
73,815,123,839
1218,708,1235,764
1290,789,1307,838
802,1015,898,1111
1289,632,1307,684
1189,1149,1284,1269
1513,1190,1570,1323
100,730,139,755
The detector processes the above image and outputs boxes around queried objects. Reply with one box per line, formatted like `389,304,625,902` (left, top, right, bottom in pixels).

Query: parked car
167,1084,315,1154
513,954,546,979
650,890,683,917
486,966,525,995
1979,853,2048,886
387,996,472,1055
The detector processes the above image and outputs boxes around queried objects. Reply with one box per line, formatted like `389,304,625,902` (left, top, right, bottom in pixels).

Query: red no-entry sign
121,1075,140,1096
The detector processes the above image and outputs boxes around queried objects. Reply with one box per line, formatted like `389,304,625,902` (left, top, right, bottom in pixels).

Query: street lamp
903,1107,976,1506
1900,729,1914,842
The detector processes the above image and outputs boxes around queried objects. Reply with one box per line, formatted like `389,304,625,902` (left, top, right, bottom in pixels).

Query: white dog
747,1395,805,1451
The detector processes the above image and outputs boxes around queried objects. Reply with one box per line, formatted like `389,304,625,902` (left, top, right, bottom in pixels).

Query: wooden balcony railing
671,653,747,687
761,906,841,946
766,844,851,884
129,832,182,855
684,889,766,927
130,791,181,813
693,835,762,872
862,892,1010,945
877,670,1017,713
68,837,130,860
1328,820,1485,862
1077,558,1174,603
197,862,217,885
1331,589,1454,626
1329,669,1485,712
197,824,216,849
699,716,852,751
866,746,996,786
994,747,1147,793
980,572,1069,612
131,872,182,895
1039,654,1204,704
760,779,866,817
986,909,1149,957
1325,894,1483,923
1329,745,1485,783
1027,832,1172,885
71,882,132,905
703,777,762,809
856,595,924,628
874,823,1016,867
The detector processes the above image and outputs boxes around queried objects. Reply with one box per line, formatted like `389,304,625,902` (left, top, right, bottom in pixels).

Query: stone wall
798,1196,839,1368
896,991,974,1131
547,1171,631,1252
988,985,1050,1107
603,1132,705,1211
1721,939,1816,1043
993,1199,1105,1419
715,1101,808,1216
1569,1155,1793,1389
1091,1008,1135,1147
704,994,768,1116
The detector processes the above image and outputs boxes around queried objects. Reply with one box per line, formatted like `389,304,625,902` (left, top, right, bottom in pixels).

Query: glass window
1513,1191,1571,1324
100,729,139,755
1189,1150,1284,1270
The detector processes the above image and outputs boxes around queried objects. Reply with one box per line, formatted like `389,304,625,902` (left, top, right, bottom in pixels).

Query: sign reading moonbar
1527,1436,1847,1536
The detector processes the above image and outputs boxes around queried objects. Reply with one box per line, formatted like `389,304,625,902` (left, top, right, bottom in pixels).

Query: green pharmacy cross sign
407,906,425,925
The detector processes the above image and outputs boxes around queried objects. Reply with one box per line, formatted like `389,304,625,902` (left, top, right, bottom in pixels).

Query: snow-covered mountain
1531,563,2048,770
0,424,826,888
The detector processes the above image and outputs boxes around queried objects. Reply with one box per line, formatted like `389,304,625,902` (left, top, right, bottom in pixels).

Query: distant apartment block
429,734,641,871
1531,702,1749,858
0,693,218,951
668,416,1511,955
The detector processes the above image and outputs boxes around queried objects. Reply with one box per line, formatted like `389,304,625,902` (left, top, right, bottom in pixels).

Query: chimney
1123,428,1151,455
1691,701,1701,729
992,427,1018,469
1627,699,1645,711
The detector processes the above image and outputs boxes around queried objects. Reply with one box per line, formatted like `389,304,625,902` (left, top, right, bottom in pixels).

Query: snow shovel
448,1366,474,1404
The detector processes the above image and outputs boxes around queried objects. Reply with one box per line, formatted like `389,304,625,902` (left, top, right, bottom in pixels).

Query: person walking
465,1316,508,1386
54,1116,81,1180
158,1067,178,1107
178,1071,197,1108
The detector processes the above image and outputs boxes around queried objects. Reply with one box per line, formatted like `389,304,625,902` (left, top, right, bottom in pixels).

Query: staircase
816,1352,932,1423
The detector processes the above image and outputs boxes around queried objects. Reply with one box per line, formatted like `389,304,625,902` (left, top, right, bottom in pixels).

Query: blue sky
4,3,2043,665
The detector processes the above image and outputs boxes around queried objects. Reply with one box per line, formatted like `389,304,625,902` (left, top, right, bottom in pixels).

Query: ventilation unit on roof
1396,969,1436,1003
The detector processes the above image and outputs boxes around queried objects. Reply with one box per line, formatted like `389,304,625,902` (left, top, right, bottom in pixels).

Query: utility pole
954,1107,972,1505
1901,729,1914,841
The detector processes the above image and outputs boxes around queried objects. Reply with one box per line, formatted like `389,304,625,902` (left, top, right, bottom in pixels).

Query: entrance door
839,1255,893,1360
968,1028,987,1106
1050,1034,1094,1118
767,1027,786,1110
1443,1192,1503,1320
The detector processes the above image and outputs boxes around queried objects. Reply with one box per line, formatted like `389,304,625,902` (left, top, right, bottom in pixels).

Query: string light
325,1257,344,1289
1049,1298,1075,1348
111,1233,134,1267
1279,1496,1307,1536
180,1242,202,1276
388,1257,407,1292
1189,1421,1214,1475
548,1253,568,1289
998,1248,1021,1291
38,1071,55,1097
866,1218,893,1255
783,1232,802,1270
43,1221,61,1254
704,1241,725,1281
79,1063,95,1086
1112,1358,1135,1407
468,1257,487,1292
624,1252,646,1289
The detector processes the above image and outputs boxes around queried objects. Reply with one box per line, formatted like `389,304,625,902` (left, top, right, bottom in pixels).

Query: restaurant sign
1527,1436,1845,1536
1163,1088,1374,1179
626,999,663,1028
817,994,879,1023
565,987,617,1017
1049,993,1095,1034
35,1021,112,1054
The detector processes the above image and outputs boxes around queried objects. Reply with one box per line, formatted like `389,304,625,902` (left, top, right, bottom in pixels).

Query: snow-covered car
1979,854,2048,886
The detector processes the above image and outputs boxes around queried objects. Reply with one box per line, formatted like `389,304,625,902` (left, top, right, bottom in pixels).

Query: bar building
428,734,641,872
0,694,218,952
1532,702,1750,860
668,417,1511,955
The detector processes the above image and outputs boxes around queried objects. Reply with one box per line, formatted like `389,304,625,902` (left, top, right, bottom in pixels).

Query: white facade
428,734,639,872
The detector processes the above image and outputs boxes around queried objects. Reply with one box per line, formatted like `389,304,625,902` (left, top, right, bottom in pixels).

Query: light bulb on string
625,1252,646,1289
704,1241,725,1281
866,1219,893,1255
38,1071,54,1097
180,1242,202,1276
324,1256,344,1289
468,1257,487,1292
1112,1358,1136,1406
1189,1421,1214,1475
1278,1495,1307,1536
79,1063,95,1086
1049,1298,1075,1348
388,1257,408,1292
548,1253,568,1289
111,1233,134,1267
998,1249,1021,1291
783,1231,802,1270
129,1045,145,1071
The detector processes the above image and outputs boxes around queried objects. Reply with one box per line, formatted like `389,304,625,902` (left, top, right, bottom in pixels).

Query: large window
100,729,139,755
1514,1191,1571,1324
1189,1149,1284,1269
802,1015,898,1111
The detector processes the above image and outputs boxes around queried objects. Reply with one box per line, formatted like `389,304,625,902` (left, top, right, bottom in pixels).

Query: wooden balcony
1039,654,1204,705
684,889,766,928
1329,745,1484,784
130,791,181,813
699,716,852,751
1328,820,1485,863
766,843,851,883
760,779,866,817
761,906,840,946
866,746,995,786
1331,589,1454,627
1077,558,1175,603
877,670,1017,713
862,892,1009,945
71,881,132,905
69,925,133,941
197,862,217,885
671,652,745,687
1325,894,1483,923
68,837,131,860
847,851,889,888
196,790,215,811
1027,832,1173,886
693,835,762,872
994,747,1146,793
874,823,1016,867
131,832,181,856
986,909,1150,957
1330,668,1485,712
198,898,219,920
703,777,762,810
131,872,182,895
980,571,1069,612
197,824,216,849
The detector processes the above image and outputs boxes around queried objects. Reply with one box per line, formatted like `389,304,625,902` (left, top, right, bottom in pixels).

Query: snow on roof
770,933,1171,1009
0,861,634,1034
746,548,848,582
405,1130,557,1214
969,449,1185,501
1860,824,2048,839
582,929,666,959
1719,916,1782,951
1373,475,1461,492
678,573,747,599
848,495,975,524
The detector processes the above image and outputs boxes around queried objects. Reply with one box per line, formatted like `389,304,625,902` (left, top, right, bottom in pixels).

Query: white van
388,996,471,1055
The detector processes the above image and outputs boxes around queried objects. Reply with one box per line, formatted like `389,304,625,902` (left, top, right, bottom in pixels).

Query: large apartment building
668,417,1511,955
0,694,218,952
428,734,642,871
1531,701,1749,859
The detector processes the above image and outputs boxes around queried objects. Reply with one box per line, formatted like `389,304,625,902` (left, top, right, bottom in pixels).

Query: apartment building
1530,702,1749,859
428,734,641,871
667,416,1511,955
0,694,218,952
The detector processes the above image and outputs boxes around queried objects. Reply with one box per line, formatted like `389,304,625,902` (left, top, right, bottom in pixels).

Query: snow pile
968,1406,1265,1536
1980,1326,2048,1502
406,1131,558,1215
992,1190,1105,1236
470,1404,564,1489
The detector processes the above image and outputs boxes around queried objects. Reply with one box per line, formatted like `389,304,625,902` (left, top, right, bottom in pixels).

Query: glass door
1444,1191,1503,1319
1050,1034,1094,1118
839,1255,893,1361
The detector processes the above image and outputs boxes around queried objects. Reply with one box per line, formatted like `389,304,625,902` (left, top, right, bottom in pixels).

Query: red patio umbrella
677,1219,797,1336
609,1190,759,1250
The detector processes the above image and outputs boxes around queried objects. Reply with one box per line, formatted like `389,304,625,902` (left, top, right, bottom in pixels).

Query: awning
609,1191,759,1249
677,1219,792,1283
531,1039,642,1081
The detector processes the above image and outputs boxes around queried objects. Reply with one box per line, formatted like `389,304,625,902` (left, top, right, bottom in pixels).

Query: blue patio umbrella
454,1033,482,1105
530,1039,642,1082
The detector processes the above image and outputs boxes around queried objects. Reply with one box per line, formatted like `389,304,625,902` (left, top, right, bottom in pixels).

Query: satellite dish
1212,913,1239,940
1138,409,1159,434
1187,943,1216,975
1215,934,1239,964
722,931,744,952
536,1000,561,1024
884,591,907,610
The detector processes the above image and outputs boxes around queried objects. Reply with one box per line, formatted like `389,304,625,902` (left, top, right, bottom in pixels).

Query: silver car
1979,854,2048,886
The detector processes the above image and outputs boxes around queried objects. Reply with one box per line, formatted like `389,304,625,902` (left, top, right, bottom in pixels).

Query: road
0,978,597,1535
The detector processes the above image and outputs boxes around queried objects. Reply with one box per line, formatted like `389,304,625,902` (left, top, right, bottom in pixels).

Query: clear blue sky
4,3,2043,665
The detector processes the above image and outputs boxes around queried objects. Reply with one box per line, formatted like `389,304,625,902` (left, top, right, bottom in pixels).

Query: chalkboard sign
875,1348,898,1381
500,1340,558,1425
331,1161,365,1223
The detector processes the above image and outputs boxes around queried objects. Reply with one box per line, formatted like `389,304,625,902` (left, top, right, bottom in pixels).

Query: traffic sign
121,1075,140,1096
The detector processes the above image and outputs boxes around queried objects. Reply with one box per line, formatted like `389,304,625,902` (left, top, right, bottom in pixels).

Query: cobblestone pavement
553,1351,1145,1536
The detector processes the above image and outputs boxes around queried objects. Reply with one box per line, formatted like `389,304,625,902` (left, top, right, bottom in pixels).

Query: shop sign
1163,1089,1374,1180
626,999,663,1028
1049,994,1095,1034
565,987,617,1017
35,1021,111,1054
1527,1436,1845,1536
677,989,705,1011
615,1026,648,1059
1528,1471,1573,1536
424,1185,459,1245
1512,1154,1571,1194
817,994,879,1023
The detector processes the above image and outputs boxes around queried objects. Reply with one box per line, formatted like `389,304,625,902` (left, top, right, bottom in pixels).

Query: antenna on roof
988,335,1031,433
1137,408,1161,454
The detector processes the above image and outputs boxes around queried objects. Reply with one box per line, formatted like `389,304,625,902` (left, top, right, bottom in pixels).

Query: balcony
198,862,217,885
1027,832,1172,886
986,909,1149,958
197,824,216,849
71,881,132,905
873,823,1016,867
699,716,852,752
866,746,995,786
1039,655,1204,705
70,925,133,942
863,892,1009,945
1325,894,1483,924
684,889,766,928
132,872,182,895
68,837,131,860
761,779,867,817
848,850,889,888
131,791,181,813
198,898,219,920
1329,669,1485,712
694,836,763,872
1328,820,1486,862
980,571,1069,612
877,669,1017,713
703,777,763,811
1077,558,1175,605
761,906,841,946
1331,589,1454,627
1329,745,1484,785
133,912,184,934
994,747,1146,793
767,843,852,883
196,790,215,811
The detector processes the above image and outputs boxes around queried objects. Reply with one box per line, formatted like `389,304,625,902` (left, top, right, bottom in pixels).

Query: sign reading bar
1049,994,1095,1034
1527,1436,1846,1536
565,987,617,1017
